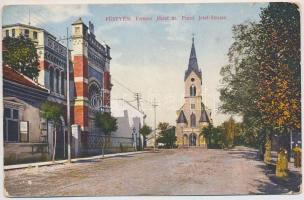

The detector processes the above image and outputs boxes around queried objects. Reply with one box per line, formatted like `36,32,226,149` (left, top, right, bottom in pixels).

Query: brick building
2,18,112,159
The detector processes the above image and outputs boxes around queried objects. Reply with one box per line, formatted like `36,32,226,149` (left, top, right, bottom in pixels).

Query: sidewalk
4,150,150,171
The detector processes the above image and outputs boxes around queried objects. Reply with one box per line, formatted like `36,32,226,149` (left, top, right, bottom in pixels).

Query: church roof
185,36,202,81
177,110,188,124
199,109,210,123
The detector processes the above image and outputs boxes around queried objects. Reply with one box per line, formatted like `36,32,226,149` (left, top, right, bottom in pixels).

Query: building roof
177,110,188,124
184,36,202,80
199,109,210,123
3,65,48,92
2,23,43,31
72,17,85,25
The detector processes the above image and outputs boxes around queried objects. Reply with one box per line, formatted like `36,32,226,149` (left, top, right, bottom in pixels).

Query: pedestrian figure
293,144,301,168
276,148,288,178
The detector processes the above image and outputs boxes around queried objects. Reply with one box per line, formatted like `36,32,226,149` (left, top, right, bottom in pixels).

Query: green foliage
219,3,300,146
139,124,152,137
156,123,176,148
41,101,63,124
158,122,169,131
3,35,40,79
95,112,118,135
201,125,224,148
222,117,237,148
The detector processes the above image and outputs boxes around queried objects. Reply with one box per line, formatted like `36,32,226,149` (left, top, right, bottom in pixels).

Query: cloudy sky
3,3,268,127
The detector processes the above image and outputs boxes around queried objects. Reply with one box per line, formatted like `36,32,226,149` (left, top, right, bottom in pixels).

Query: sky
2,3,268,127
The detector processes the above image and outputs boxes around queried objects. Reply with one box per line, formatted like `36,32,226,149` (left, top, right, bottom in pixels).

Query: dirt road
4,146,292,196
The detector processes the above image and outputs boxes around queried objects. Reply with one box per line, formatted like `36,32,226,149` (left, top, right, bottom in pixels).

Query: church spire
188,34,199,70
185,35,201,80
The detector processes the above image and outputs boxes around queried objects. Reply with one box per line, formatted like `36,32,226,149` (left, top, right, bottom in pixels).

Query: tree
219,3,300,149
156,126,176,149
201,125,224,148
95,112,118,156
256,3,300,131
3,35,40,79
41,101,63,161
139,124,152,148
222,117,237,148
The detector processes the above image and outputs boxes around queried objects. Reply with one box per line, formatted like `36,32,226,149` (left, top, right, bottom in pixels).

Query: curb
4,151,150,171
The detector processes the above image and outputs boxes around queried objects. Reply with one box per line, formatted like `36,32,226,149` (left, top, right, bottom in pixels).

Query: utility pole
134,92,141,110
152,98,158,152
28,9,31,26
66,27,71,163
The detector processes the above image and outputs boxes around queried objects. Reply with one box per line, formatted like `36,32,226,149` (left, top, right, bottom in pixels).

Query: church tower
176,36,212,148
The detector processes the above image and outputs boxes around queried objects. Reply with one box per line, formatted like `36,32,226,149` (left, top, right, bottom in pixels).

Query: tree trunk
52,125,57,162
102,137,105,157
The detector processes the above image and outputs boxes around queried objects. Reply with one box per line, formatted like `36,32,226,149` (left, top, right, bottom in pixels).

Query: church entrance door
189,133,197,146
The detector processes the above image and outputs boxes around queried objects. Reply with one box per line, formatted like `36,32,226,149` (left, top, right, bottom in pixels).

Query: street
4,146,296,196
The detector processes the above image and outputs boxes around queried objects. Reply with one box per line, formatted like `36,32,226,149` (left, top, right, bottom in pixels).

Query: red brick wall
74,56,88,77
73,105,88,127
73,55,88,128
75,82,88,97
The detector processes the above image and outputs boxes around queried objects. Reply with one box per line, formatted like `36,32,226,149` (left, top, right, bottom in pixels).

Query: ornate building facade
176,37,212,147
2,18,112,158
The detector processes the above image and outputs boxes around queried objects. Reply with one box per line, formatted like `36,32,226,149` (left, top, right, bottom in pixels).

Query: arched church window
191,113,196,127
49,67,54,92
190,85,196,96
89,82,102,110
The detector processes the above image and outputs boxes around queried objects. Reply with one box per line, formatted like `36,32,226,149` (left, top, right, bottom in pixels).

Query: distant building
111,99,146,150
2,18,112,159
175,37,212,147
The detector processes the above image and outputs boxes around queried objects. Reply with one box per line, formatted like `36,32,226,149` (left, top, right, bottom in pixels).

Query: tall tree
157,126,176,149
41,102,63,161
256,3,300,131
139,124,152,148
219,3,300,146
3,35,40,79
95,112,118,156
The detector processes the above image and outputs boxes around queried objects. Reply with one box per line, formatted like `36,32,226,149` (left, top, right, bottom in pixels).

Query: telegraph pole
66,27,71,163
152,98,158,152
134,92,141,110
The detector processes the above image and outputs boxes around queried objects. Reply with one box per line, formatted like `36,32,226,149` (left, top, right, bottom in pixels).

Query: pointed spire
188,34,198,70
185,35,201,80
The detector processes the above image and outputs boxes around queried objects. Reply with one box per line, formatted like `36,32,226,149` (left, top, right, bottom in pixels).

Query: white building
111,99,146,149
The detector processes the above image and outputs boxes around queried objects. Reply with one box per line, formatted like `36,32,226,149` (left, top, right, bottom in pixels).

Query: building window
191,104,195,110
56,70,60,93
33,31,38,39
24,29,29,37
75,27,80,34
190,85,196,96
5,30,9,37
190,113,196,127
89,82,102,110
3,107,20,142
49,67,54,91
12,29,15,37
61,71,65,95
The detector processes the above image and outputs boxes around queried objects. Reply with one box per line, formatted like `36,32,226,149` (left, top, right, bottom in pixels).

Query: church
175,37,212,147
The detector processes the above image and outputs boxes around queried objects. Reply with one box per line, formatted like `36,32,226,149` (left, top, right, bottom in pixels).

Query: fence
83,133,139,156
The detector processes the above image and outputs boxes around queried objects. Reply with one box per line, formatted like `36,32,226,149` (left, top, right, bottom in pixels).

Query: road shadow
227,149,259,161
227,148,301,194
253,162,301,194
